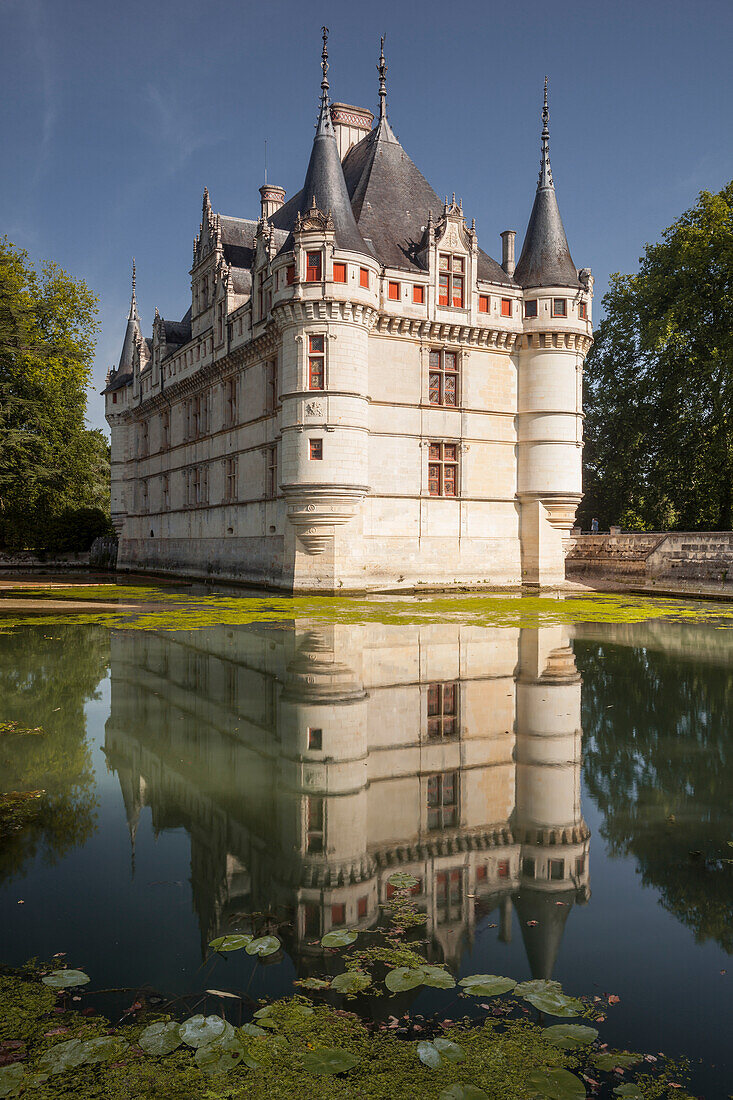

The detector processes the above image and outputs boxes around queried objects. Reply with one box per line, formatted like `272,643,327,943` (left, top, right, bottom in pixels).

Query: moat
0,585,731,1096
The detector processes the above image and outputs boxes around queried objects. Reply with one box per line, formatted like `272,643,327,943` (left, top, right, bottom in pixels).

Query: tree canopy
580,181,733,531
0,239,110,550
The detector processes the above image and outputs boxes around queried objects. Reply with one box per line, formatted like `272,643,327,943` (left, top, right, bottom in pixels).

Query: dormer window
438,253,464,308
306,251,322,282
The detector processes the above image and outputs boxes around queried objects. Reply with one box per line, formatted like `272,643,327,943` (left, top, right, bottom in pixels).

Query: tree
0,239,110,549
580,181,733,531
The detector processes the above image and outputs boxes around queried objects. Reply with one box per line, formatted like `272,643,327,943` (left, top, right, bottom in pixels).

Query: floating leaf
331,970,371,994
139,1020,183,1056
416,1040,443,1069
297,978,331,990
594,1053,640,1071
421,965,456,989
543,1024,598,1049
614,1087,643,1099
514,979,562,998
195,1035,245,1076
79,1036,128,1065
245,935,280,957
209,934,252,952
387,872,419,889
320,930,358,948
253,1007,278,1029
0,1065,25,1098
301,1047,361,1075
527,1067,587,1099
241,1023,267,1037
385,966,426,993
523,990,583,1018
433,1037,465,1063
179,1015,233,1048
459,974,516,997
36,1039,88,1075
439,1086,489,1100
41,969,90,989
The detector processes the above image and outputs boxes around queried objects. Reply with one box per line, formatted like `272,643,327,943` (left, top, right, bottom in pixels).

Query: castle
103,31,593,592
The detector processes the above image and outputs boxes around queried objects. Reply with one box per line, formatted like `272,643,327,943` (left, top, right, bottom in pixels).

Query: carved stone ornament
294,196,335,235
283,485,367,555
305,400,324,418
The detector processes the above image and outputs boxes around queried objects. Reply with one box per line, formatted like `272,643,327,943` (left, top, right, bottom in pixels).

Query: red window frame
358,896,368,918
428,349,459,407
413,285,425,304
578,301,587,320
286,264,295,285
428,442,458,497
306,251,322,282
478,294,490,313
500,298,512,317
308,334,325,390
498,859,510,879
333,262,347,283
525,299,538,318
476,865,487,881
359,267,369,288
310,438,323,461
427,681,458,739
438,253,465,308
308,727,322,750
552,298,567,317
388,281,400,301
331,903,346,926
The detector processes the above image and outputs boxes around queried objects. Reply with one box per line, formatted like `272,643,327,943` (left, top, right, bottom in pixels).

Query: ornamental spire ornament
315,25,332,136
128,258,138,321
538,76,553,190
378,35,388,120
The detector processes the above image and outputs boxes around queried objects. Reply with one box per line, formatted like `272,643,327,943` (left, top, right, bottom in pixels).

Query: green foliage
0,238,108,551
580,180,733,531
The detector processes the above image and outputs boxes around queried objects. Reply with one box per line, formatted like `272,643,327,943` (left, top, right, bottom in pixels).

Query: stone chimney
330,103,374,160
260,184,286,220
501,230,516,277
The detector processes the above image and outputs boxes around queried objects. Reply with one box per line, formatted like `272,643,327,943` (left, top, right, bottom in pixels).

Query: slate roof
161,314,191,347
218,216,288,296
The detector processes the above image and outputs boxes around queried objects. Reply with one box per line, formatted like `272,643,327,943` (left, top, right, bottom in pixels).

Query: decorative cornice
274,297,379,329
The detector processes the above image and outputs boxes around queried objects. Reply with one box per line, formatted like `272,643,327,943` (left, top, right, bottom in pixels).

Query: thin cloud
19,0,58,184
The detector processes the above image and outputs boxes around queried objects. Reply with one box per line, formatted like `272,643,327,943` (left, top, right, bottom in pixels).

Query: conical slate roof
116,260,142,377
514,887,576,979
514,81,580,289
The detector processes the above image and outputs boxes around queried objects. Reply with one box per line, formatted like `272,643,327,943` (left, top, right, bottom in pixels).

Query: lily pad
179,1015,233,1048
459,974,517,997
387,872,419,889
440,1086,489,1100
523,990,583,1017
527,1067,587,1099
385,966,426,993
514,979,562,998
78,1036,128,1065
253,1007,279,1029
433,1037,465,1063
241,1022,268,1037
0,1065,25,1099
297,977,331,990
41,969,90,989
194,1035,245,1075
331,970,371,994
421,965,456,989
209,934,252,952
416,1040,443,1069
594,1053,640,1071
543,1024,598,1049
139,1020,183,1056
320,930,358,948
613,1087,643,1099
301,1047,361,1075
36,1038,88,1075
245,935,281,957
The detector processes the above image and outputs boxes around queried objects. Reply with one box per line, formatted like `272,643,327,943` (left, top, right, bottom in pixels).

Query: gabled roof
514,80,580,290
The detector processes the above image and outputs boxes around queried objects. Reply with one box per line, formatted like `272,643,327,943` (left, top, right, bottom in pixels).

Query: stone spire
377,36,388,121
116,258,143,376
514,79,579,289
290,28,368,254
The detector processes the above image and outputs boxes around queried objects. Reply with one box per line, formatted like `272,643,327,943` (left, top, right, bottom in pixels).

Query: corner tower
516,81,593,585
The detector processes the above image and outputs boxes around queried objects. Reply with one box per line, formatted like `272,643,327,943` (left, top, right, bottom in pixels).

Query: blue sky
2,0,732,433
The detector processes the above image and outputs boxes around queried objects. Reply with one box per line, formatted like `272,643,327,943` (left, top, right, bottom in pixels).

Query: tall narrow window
266,359,278,413
427,682,458,739
306,251,322,282
308,335,325,389
552,298,567,317
438,253,465,308
331,903,346,926
225,457,237,502
192,398,199,439
306,797,324,853
428,772,458,830
267,445,277,498
388,280,400,301
333,262,347,283
436,869,462,924
162,475,169,510
413,285,425,304
578,301,587,320
140,479,148,513
427,442,458,497
478,294,490,313
359,267,370,288
225,377,237,427
161,411,169,450
286,263,295,285
501,297,513,317
310,439,323,461
428,349,458,406
140,420,149,456
217,302,224,343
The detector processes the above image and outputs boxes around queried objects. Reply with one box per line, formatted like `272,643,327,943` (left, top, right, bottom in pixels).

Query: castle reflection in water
104,622,590,981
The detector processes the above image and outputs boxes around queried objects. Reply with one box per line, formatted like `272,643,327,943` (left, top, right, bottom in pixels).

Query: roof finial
321,26,329,100
128,258,138,321
378,35,388,120
538,76,553,190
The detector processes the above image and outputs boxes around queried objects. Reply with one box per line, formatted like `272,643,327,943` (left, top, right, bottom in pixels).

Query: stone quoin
103,33,593,592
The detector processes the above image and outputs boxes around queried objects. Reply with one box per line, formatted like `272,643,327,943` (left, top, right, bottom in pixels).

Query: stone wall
567,531,733,584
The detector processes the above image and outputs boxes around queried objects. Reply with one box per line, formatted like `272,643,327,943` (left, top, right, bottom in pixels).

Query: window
478,294,490,313
331,903,346,926
217,302,224,343
140,420,148,456
112,392,117,404
161,411,169,450
306,251,322,282
333,262,347,283
308,334,325,390
552,298,567,317
549,859,564,881
225,457,237,502
310,438,323,461
578,301,588,320
225,376,237,427
575,856,585,876
413,285,425,304
427,772,458,830
266,359,278,413
306,796,324,853
304,903,320,938
286,263,295,285
428,442,458,497
476,865,487,881
428,349,458,407
522,857,535,878
436,870,462,924
186,469,195,507
194,465,208,506
498,859,510,878
388,281,400,301
308,727,323,751
427,681,458,739
267,445,277,499
162,475,170,510
359,267,370,288
438,253,465,308
358,896,368,918
525,300,538,318
501,298,512,317
140,479,148,512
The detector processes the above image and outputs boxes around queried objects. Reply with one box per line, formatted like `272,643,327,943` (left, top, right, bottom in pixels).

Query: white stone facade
104,48,592,592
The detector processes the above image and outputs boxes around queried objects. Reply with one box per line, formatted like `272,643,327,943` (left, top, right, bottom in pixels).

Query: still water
1,601,732,1096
